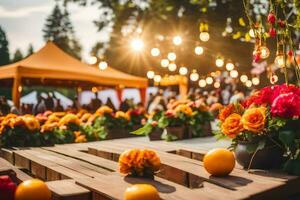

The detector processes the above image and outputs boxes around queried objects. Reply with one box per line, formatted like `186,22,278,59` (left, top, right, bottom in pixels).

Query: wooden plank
46,180,91,200
1,148,15,164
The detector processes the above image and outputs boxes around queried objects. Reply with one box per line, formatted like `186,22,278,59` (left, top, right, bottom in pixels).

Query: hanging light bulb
147,70,155,79
168,63,177,71
168,52,176,61
260,46,270,59
245,80,252,87
173,35,182,45
190,70,199,81
252,77,260,85
225,62,234,71
199,79,207,87
206,76,214,85
151,48,160,57
161,59,169,68
215,57,224,67
154,75,161,82
230,70,239,78
88,56,97,65
274,54,285,68
98,61,108,70
130,38,144,51
179,67,188,75
214,82,220,88
240,75,248,83
194,46,204,55
199,32,210,42
270,74,278,84
249,29,255,38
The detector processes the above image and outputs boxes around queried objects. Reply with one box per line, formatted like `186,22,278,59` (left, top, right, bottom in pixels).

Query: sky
0,0,109,61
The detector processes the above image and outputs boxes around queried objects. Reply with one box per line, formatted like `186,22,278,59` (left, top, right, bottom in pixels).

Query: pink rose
271,92,300,118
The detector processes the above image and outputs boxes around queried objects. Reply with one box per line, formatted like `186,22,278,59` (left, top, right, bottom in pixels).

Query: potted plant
215,84,300,174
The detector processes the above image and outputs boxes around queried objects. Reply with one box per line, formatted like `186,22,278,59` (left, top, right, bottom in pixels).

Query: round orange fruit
124,184,160,200
203,148,235,176
15,179,51,200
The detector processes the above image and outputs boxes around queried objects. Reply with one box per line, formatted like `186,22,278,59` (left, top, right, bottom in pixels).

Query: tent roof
0,42,147,88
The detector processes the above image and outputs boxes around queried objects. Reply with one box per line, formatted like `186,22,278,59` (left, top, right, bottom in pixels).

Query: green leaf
279,130,296,147
131,123,153,136
284,159,300,175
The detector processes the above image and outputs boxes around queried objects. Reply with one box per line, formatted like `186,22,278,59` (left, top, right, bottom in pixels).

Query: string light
98,61,108,70
245,80,252,88
274,54,285,68
260,46,270,59
194,46,204,55
168,52,177,61
147,70,155,79
252,77,260,85
199,32,210,42
240,75,248,83
249,29,255,38
215,57,224,67
206,76,214,85
173,35,182,45
130,38,144,51
190,70,199,81
168,63,177,71
88,56,97,65
214,82,220,88
179,67,188,75
154,75,161,82
161,59,169,68
151,48,160,57
199,79,207,87
225,62,234,71
92,87,98,93
230,70,239,78
270,74,278,84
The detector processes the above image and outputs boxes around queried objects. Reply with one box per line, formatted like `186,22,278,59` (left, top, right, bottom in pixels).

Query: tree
26,43,34,57
43,4,82,59
12,49,23,63
0,26,10,66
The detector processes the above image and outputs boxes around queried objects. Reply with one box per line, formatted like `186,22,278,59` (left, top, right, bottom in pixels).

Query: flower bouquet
215,84,300,175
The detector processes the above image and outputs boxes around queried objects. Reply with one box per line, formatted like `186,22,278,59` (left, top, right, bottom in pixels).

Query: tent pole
12,76,21,109
179,77,188,99
139,88,146,106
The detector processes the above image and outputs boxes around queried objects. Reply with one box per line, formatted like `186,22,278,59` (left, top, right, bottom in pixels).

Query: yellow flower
175,104,193,116
241,107,266,133
115,111,130,121
221,113,244,138
75,135,87,143
47,114,61,124
59,114,81,126
22,115,40,131
80,113,92,123
95,106,113,116
76,109,88,118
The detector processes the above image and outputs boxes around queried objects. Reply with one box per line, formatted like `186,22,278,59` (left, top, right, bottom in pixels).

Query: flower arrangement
215,84,300,175
119,149,161,177
132,100,213,141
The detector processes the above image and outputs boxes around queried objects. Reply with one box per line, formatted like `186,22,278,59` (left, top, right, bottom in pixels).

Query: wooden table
0,137,299,200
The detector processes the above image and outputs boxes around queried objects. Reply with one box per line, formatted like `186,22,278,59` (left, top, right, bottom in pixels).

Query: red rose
271,92,300,118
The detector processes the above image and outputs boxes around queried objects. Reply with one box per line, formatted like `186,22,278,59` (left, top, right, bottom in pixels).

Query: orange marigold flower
115,111,130,121
22,115,40,131
59,114,81,126
175,104,193,116
95,106,113,116
41,122,58,133
221,113,244,138
75,135,87,143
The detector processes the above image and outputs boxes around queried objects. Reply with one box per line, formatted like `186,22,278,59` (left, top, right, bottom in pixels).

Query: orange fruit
15,179,51,200
203,148,235,176
124,184,160,200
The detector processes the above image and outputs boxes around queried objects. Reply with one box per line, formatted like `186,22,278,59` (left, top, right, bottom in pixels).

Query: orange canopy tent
159,75,188,99
0,42,148,108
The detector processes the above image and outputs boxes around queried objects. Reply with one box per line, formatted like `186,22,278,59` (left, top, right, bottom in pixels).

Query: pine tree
26,43,34,57
43,4,82,59
0,26,10,66
12,49,23,63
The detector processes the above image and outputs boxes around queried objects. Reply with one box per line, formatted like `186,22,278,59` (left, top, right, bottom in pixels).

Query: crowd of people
0,86,251,116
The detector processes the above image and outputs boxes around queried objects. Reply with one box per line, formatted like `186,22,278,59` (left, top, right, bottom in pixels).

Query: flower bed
0,106,147,147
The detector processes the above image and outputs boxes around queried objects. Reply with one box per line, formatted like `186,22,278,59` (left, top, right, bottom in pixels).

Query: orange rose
218,104,235,122
95,106,113,116
221,113,244,138
241,107,266,133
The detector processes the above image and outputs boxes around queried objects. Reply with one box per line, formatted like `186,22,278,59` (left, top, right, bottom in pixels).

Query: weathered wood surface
0,136,299,200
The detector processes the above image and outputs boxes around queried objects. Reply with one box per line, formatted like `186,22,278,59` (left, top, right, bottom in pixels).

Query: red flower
151,121,158,127
269,27,276,37
267,12,276,24
271,92,300,118
165,110,175,118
